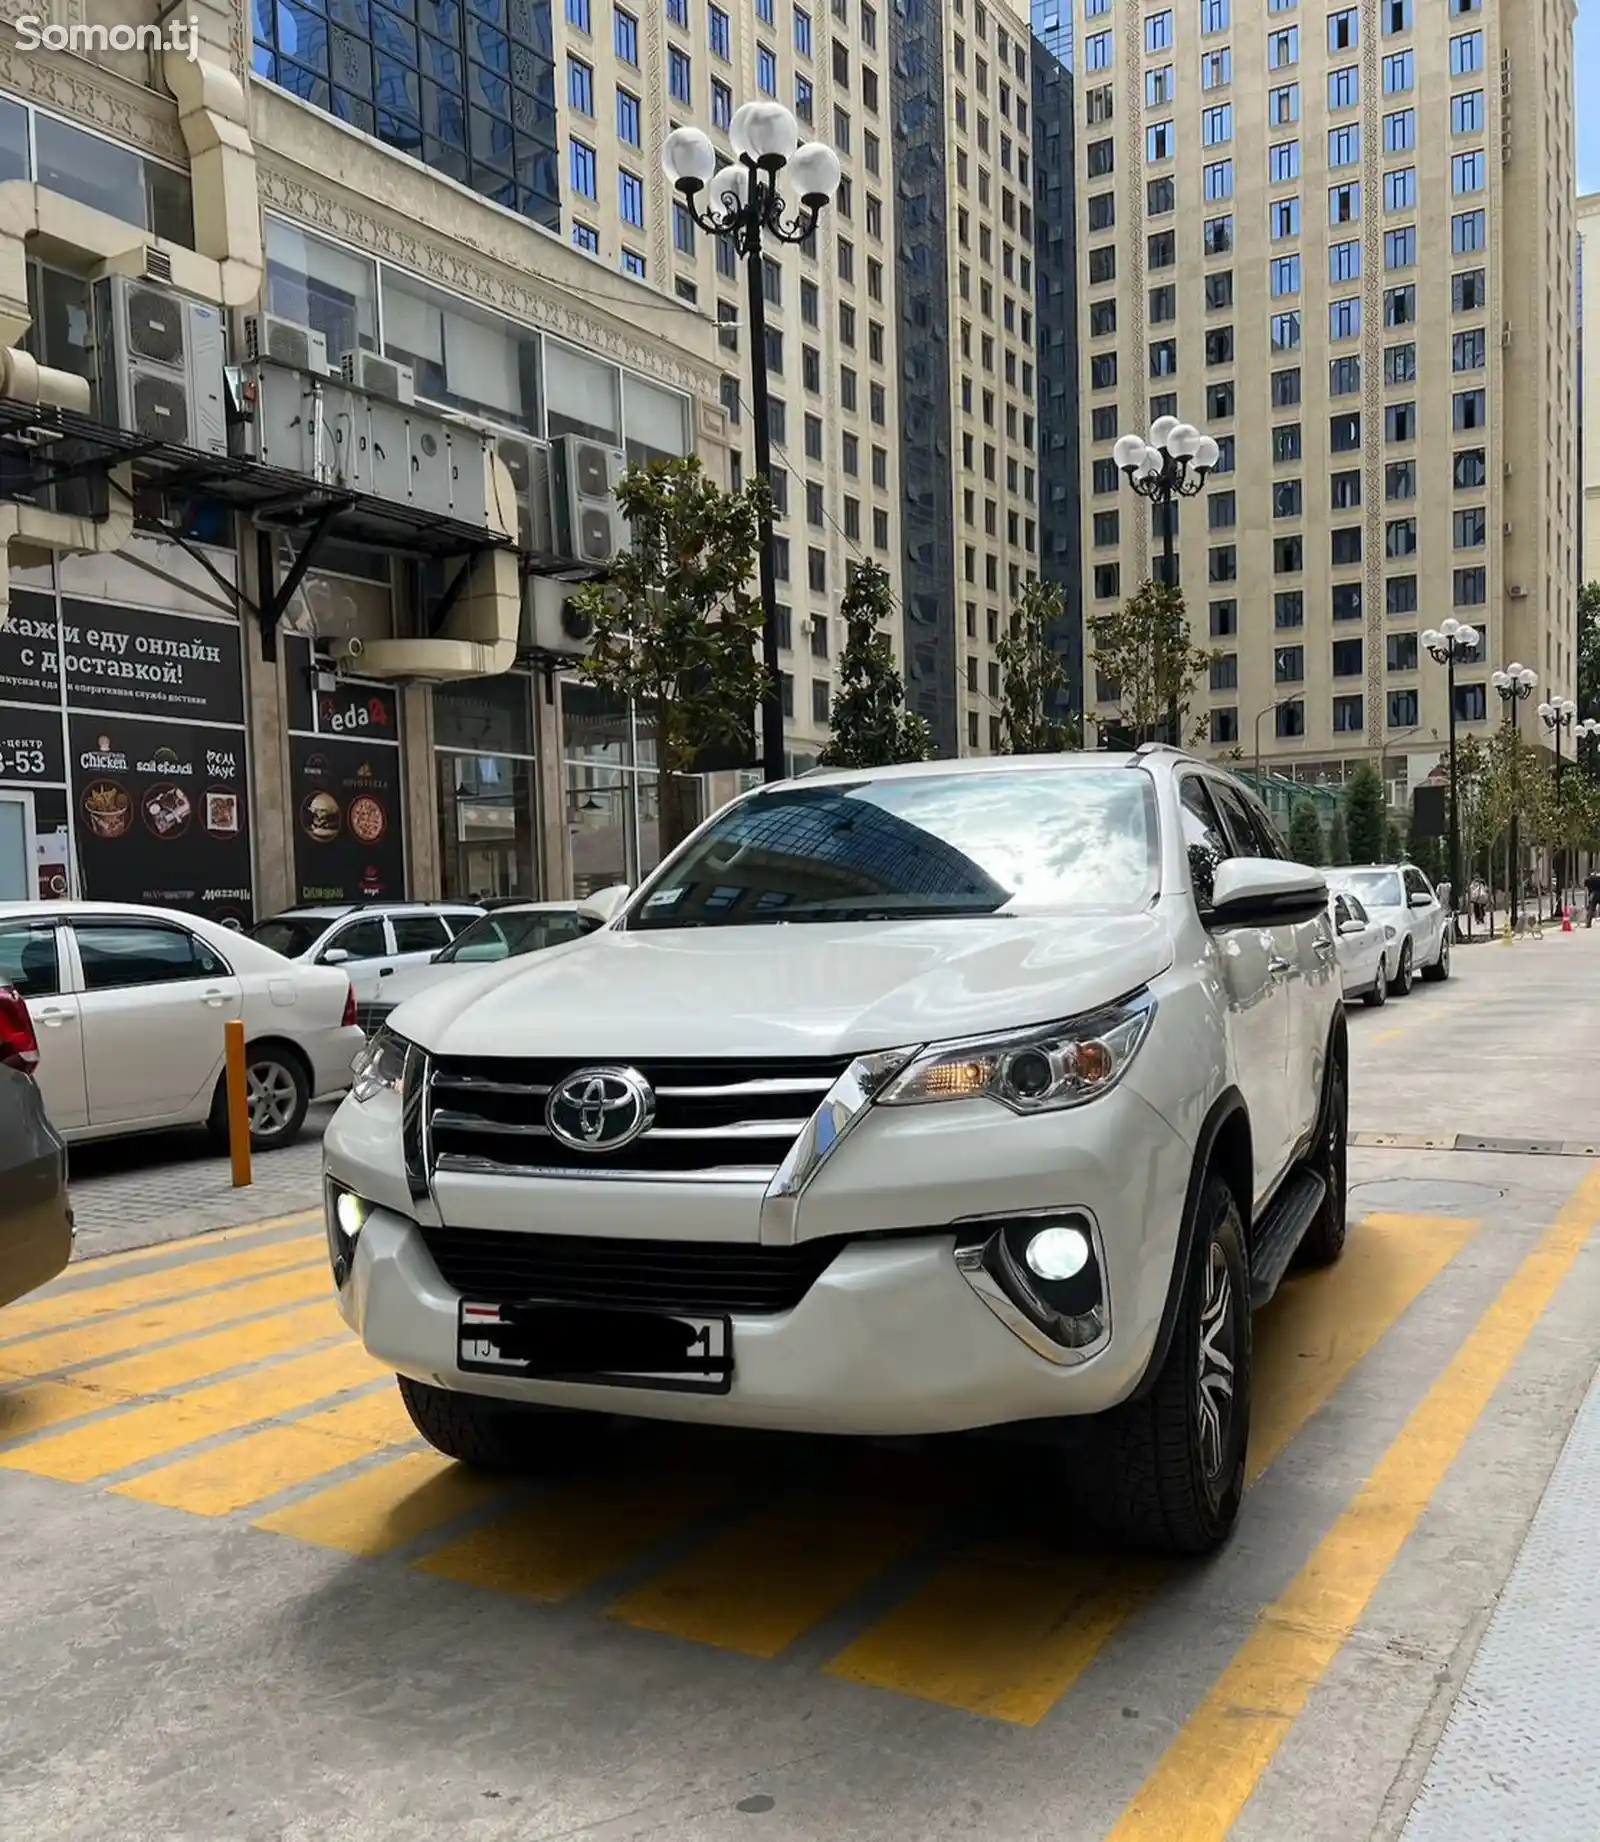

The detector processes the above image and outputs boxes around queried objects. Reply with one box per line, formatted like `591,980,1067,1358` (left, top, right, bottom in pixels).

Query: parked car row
1326,863,1452,1007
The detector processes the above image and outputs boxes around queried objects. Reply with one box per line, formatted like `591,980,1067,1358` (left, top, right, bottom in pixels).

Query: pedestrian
1471,877,1488,930
1585,867,1600,928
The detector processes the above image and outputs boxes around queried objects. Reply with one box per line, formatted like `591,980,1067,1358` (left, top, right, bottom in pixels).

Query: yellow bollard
224,1018,252,1189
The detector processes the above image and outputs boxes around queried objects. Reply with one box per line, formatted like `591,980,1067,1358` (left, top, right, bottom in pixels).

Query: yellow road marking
609,1456,960,1659
0,1298,349,1448
0,1237,321,1343
114,1386,414,1517
417,1444,743,1603
67,1212,320,1273
0,1341,380,1483
254,1451,511,1555
0,1263,330,1382
1105,1164,1600,1841
826,1211,1476,1723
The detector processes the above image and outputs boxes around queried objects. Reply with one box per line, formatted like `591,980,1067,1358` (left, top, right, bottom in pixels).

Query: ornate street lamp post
1537,694,1577,915
663,107,841,784
1491,661,1538,930
1422,617,1479,938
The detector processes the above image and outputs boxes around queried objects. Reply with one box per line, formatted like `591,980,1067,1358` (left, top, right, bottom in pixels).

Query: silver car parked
1326,864,1450,995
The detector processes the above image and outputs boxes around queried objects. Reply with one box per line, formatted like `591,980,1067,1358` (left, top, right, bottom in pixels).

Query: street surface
4,933,1600,1841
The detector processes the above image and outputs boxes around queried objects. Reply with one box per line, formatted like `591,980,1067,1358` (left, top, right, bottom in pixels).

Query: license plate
458,1300,733,1395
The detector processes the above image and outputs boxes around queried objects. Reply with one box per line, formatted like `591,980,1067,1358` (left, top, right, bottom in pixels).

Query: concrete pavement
3,931,1599,1840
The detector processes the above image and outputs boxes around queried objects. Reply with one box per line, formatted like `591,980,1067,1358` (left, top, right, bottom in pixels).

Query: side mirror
1408,890,1433,908
321,946,350,965
1208,857,1328,929
577,882,630,924
1338,918,1367,936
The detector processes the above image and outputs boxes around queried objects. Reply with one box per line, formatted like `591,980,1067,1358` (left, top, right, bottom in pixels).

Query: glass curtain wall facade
561,683,696,895
433,677,541,902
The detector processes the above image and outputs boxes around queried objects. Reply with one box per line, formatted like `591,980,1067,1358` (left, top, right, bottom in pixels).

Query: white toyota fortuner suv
325,747,1348,1554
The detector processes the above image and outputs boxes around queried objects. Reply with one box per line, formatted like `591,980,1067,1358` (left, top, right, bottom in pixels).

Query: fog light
335,1190,367,1240
325,1181,369,1289
1024,1224,1090,1281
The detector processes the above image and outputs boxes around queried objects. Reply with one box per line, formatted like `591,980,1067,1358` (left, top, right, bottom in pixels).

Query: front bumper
325,1078,1195,1437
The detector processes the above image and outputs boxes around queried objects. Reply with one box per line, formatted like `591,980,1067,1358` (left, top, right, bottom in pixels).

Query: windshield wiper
765,896,1006,921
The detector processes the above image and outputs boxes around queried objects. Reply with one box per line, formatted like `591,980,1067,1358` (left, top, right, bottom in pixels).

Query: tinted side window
1403,867,1432,899
391,915,451,952
1240,792,1288,859
0,923,60,998
442,911,482,936
1347,895,1368,923
1178,775,1234,911
75,924,218,991
1208,779,1267,859
325,917,388,960
1333,895,1351,928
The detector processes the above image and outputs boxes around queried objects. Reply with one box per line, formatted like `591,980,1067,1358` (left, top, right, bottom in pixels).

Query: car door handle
1268,956,1293,976
198,989,228,1008
35,1006,73,1027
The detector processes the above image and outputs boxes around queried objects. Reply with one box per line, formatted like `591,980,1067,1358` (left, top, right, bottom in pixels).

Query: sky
1581,1,1600,194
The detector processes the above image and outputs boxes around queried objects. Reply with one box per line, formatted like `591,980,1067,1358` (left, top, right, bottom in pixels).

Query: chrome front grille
425,1055,852,1181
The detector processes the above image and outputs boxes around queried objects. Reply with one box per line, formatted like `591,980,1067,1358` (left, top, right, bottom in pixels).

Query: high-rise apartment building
1578,190,1599,583
1076,0,1576,796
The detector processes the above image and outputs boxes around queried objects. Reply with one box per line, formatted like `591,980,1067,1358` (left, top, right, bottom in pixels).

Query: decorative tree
1385,817,1406,862
818,560,933,768
1328,806,1351,866
1287,800,1325,867
1087,578,1215,745
1578,580,1600,782
995,578,1081,754
1344,762,1388,863
569,457,768,857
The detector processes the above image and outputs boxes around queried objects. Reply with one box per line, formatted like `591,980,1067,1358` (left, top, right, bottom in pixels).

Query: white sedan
361,891,626,1033
0,900,365,1150
1331,889,1390,1006
1327,863,1451,994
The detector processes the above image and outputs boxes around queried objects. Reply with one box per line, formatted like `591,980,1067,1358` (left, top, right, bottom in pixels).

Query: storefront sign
289,735,405,904
58,598,245,725
0,701,65,785
68,712,253,928
0,590,64,706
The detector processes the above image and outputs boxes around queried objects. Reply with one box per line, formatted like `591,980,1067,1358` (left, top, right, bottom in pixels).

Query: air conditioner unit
341,349,415,404
93,275,227,455
244,313,331,375
1509,584,1529,599
550,433,627,567
1501,323,1513,348
524,572,598,656
493,433,555,554
1503,520,1514,535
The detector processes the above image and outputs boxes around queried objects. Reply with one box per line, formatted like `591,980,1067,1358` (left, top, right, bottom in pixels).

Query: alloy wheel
247,1061,299,1137
1196,1240,1236,1486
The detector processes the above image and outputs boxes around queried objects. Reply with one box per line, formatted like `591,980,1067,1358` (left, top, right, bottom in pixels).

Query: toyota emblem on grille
544,1065,656,1152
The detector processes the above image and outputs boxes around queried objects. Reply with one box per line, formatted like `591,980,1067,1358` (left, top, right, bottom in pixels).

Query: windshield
1337,871,1404,908
438,910,595,962
628,770,1161,929
249,916,329,958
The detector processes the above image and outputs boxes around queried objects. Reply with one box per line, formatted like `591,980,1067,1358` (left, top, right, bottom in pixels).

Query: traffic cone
1502,913,1514,943
1564,907,1574,933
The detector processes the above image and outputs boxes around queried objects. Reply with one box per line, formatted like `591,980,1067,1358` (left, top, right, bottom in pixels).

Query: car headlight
349,1026,411,1104
877,990,1156,1115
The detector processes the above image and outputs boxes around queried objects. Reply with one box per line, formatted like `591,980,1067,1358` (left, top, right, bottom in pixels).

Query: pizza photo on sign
348,795,386,844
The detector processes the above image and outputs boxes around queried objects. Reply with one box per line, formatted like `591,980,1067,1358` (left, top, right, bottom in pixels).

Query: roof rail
1132,741,1198,761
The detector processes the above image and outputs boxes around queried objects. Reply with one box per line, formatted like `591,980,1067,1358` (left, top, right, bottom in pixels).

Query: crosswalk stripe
253,1452,511,1555
1104,1167,1600,1840
0,1342,380,1483
64,1212,319,1274
415,1442,744,1603
825,1212,1476,1723
113,1387,416,1517
0,1264,331,1382
0,1238,322,1344
607,1455,961,1659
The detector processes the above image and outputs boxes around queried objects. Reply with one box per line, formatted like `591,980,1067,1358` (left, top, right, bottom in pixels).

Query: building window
1270,140,1301,183
1206,327,1234,365
1385,227,1416,269
1202,49,1232,89
1148,175,1175,214
1210,545,1238,583
1453,388,1487,431
1149,339,1177,377
1385,518,1416,558
619,169,645,226
1453,329,1486,372
1384,108,1415,152
1270,197,1300,239
1454,567,1487,606
572,222,599,253
1268,27,1299,69
1329,238,1361,283
1333,695,1364,733
1384,49,1414,91
1387,689,1419,728
1387,632,1419,671
1329,65,1358,109
1386,460,1416,499
668,46,692,102
1089,190,1116,229
621,248,646,277
1386,401,1417,441
1452,209,1487,254
1329,296,1362,340
1202,105,1233,146
1454,448,1487,489
1084,31,1113,70
570,139,598,198
1275,591,1304,628
1275,645,1305,684
1330,356,1360,396
1450,29,1484,75
1332,638,1363,677
1211,599,1238,637
1329,411,1360,452
1271,310,1301,350
1094,563,1121,598
1454,507,1487,547
1274,536,1303,573
1273,479,1302,518
1330,467,1361,508
1146,122,1174,163
1146,9,1173,52
1210,654,1238,692
615,6,639,59
1271,368,1301,408
1452,150,1486,194
1385,284,1417,326
1453,90,1485,134
1149,284,1176,322
1387,575,1418,614
1329,125,1361,167
757,44,778,92
568,57,594,113
1087,137,1114,177
1205,271,1234,310
1273,422,1302,461
1090,353,1117,389
1203,160,1234,200
1209,491,1237,529
1330,182,1361,223
1454,683,1487,723
616,88,642,144
567,0,591,25
1331,526,1362,564
1204,214,1234,254
1149,230,1176,267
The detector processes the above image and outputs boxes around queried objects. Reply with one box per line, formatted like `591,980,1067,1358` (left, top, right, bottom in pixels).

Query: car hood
388,913,1174,1061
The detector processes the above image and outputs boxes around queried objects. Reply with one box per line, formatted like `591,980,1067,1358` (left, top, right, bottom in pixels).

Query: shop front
0,549,255,926
433,674,540,903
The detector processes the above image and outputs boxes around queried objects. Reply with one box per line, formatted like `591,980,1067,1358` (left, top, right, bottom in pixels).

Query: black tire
1297,1049,1348,1268
1393,940,1414,996
1421,928,1451,982
1077,1176,1251,1555
1362,958,1388,1008
206,1044,310,1151
396,1374,594,1473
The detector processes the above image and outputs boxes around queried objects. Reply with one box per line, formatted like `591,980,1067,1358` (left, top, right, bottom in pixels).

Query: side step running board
1249,1167,1327,1309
